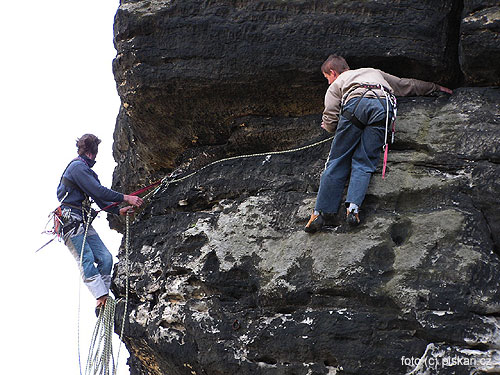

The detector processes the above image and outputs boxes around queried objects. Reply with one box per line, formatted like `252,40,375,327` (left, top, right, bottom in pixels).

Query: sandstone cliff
110,1,500,374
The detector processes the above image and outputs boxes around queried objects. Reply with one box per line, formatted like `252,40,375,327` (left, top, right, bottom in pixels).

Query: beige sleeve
322,83,342,133
381,71,439,96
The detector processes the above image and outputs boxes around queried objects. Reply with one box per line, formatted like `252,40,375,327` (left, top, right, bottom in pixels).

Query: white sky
1,1,131,373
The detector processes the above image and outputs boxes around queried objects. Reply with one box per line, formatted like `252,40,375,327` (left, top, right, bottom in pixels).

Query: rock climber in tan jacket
305,55,452,232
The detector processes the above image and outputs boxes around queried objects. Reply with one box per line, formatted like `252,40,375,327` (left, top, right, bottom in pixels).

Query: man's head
321,55,350,84
76,134,101,159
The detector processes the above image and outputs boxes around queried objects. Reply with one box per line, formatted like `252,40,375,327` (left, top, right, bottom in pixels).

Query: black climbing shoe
304,212,325,233
322,213,339,227
346,209,360,227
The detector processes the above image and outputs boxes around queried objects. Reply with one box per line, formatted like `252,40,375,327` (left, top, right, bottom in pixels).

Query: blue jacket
57,155,123,215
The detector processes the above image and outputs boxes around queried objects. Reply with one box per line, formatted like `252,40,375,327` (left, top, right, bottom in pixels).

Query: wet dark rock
460,1,500,85
110,1,500,374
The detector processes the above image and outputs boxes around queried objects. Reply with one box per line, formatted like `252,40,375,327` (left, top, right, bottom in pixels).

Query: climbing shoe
322,213,339,227
305,211,340,233
304,211,325,233
346,209,360,227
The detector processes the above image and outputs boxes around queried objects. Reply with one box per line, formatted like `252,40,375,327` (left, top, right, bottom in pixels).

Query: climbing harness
38,156,98,252
39,134,336,252
40,187,117,374
340,83,397,179
37,201,96,252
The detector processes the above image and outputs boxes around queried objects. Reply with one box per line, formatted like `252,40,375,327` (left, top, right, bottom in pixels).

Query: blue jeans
315,97,393,214
65,221,113,298
70,233,113,279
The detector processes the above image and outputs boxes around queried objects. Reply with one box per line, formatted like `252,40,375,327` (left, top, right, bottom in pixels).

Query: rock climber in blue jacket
57,134,143,309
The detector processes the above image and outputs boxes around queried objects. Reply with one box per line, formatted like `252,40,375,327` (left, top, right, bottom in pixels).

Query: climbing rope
99,135,335,213
151,135,335,198
78,207,94,375
115,212,131,372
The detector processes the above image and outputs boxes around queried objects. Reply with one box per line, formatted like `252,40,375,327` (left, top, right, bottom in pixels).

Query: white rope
78,207,94,375
114,212,131,374
152,136,335,197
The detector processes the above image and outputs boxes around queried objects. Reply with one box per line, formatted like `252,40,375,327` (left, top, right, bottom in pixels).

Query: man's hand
119,206,135,216
321,121,335,133
124,195,144,207
438,85,453,94
96,294,108,308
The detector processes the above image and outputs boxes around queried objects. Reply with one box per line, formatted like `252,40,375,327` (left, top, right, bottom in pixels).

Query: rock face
460,0,500,85
110,1,500,374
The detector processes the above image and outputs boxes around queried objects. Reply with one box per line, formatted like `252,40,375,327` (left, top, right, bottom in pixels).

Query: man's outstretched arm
381,71,453,96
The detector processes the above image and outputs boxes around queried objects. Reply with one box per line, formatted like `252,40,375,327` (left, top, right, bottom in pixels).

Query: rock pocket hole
254,356,277,365
390,219,412,246
324,359,338,367
159,320,185,331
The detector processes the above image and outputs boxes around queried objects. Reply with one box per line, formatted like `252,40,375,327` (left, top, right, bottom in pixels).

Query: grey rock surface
460,1,500,85
112,88,500,375
109,1,500,374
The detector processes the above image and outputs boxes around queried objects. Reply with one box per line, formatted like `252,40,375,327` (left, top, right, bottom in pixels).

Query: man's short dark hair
321,55,350,74
76,134,101,156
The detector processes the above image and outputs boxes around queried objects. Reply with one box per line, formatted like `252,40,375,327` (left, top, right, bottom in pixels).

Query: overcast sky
0,1,131,373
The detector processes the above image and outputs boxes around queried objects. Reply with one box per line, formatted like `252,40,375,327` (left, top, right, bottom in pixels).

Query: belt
61,203,82,210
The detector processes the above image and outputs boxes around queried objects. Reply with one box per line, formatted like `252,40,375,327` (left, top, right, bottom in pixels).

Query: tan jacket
322,68,439,133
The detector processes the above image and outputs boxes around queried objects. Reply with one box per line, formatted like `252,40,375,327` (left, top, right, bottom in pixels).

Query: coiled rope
86,297,116,375
82,212,131,375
